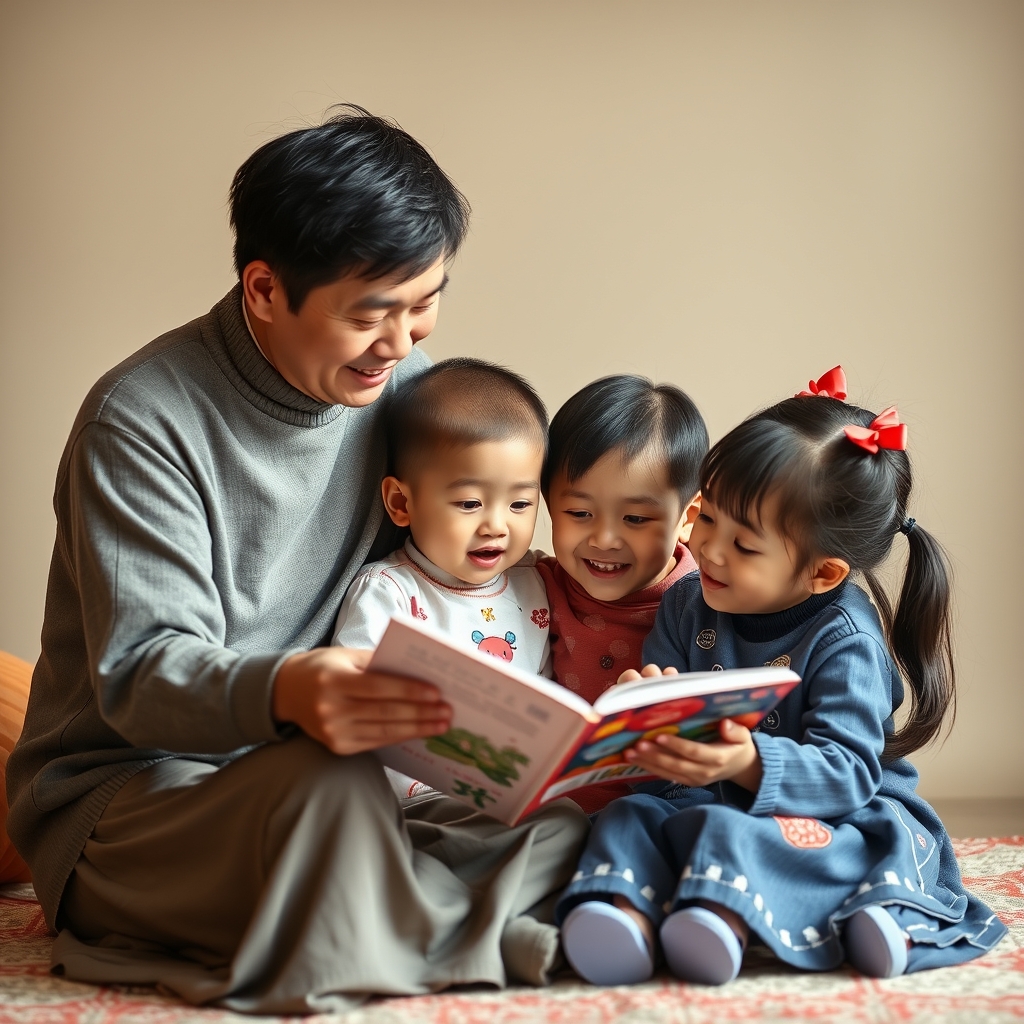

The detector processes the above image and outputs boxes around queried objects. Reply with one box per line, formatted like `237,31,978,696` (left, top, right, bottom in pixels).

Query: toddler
333,357,552,745
557,368,1006,985
539,375,708,811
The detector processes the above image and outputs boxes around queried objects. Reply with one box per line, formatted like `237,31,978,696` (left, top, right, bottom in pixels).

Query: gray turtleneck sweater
6,287,427,926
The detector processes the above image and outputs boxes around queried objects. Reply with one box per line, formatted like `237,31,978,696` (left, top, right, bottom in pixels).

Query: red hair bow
797,366,848,400
844,407,908,454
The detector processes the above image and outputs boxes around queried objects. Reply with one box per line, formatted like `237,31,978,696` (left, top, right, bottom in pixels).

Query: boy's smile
547,448,690,602
382,437,544,585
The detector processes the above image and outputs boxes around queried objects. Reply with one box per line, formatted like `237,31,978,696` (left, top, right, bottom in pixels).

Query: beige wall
2,1,1021,798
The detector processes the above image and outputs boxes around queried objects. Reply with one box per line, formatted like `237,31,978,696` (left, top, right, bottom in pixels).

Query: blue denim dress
555,576,1006,972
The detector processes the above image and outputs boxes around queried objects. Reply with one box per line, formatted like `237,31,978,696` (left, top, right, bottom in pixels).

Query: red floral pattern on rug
2,838,1022,1023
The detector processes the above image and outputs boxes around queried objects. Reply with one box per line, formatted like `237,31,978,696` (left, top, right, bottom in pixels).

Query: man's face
396,438,544,585
251,257,447,407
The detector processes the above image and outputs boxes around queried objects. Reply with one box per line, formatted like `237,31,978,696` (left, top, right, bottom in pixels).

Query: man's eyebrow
354,274,449,311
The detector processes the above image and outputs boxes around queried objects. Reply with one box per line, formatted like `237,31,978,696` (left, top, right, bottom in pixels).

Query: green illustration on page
425,727,531,787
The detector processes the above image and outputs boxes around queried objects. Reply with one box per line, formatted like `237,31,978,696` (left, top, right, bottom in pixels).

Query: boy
538,375,708,811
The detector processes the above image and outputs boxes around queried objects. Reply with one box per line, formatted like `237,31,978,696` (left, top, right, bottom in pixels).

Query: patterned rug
2,837,1022,1023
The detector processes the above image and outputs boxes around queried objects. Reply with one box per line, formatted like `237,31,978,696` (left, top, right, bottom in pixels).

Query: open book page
538,667,800,803
369,615,598,824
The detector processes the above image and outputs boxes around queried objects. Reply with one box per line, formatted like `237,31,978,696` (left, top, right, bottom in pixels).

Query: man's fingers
341,698,452,724
325,715,451,755
331,670,444,704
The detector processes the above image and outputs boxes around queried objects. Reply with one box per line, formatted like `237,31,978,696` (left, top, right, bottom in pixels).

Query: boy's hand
625,717,763,792
273,647,452,756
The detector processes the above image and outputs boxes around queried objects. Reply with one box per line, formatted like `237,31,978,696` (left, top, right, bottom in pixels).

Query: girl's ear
381,477,412,527
808,556,850,594
679,492,702,544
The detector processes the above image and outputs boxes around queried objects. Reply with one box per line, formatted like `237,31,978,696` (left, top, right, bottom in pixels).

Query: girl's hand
616,663,679,685
624,718,763,792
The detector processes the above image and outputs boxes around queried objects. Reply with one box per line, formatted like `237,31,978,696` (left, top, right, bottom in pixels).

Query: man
7,107,587,1014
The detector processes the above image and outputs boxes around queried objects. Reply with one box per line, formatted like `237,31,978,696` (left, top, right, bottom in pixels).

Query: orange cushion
0,650,32,883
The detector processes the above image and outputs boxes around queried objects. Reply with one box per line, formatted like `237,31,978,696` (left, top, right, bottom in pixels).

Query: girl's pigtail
884,522,956,760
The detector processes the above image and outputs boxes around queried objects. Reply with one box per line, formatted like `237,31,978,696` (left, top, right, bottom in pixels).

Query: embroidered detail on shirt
472,630,517,662
563,672,580,690
481,607,496,622
696,629,716,649
409,596,428,620
766,654,791,668
762,710,780,730
531,607,549,629
774,816,833,849
600,655,614,669
916,833,928,849
583,614,606,631
564,635,577,653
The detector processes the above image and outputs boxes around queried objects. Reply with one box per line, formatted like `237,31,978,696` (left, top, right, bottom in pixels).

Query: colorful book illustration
370,614,800,826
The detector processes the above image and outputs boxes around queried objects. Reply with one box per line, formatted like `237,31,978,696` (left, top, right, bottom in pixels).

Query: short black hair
229,104,471,312
387,358,548,479
543,375,708,503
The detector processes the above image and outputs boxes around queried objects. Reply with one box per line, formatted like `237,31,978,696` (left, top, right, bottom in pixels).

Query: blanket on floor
1,837,1021,1024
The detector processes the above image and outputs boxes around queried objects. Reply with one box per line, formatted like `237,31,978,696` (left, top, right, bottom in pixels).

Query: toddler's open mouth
468,547,505,569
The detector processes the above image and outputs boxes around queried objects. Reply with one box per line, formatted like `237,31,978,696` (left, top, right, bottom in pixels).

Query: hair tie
899,517,917,536
844,406,907,454
797,365,847,400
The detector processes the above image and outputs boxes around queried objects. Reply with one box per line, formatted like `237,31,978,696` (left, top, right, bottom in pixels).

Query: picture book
369,614,800,825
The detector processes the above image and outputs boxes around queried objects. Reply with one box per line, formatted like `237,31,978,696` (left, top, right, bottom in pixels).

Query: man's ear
808,556,850,594
241,260,280,324
679,492,702,545
381,477,412,527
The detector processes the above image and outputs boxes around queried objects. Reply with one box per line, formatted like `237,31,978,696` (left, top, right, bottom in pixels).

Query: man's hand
618,663,763,792
273,646,452,755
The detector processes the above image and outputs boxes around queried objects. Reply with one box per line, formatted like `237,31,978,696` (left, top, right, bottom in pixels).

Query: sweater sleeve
747,630,891,819
331,570,408,649
640,583,693,673
65,421,290,753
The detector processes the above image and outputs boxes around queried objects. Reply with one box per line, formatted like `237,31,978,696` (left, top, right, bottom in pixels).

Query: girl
556,368,1007,985
539,375,707,812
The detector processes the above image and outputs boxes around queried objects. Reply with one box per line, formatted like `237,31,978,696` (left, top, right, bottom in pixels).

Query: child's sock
844,905,908,978
561,901,654,985
659,906,744,985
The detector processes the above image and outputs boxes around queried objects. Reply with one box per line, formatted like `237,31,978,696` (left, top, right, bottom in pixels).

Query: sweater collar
732,580,848,643
205,285,348,428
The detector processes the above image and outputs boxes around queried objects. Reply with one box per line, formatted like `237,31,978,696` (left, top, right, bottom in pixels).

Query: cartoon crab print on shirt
472,630,517,662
